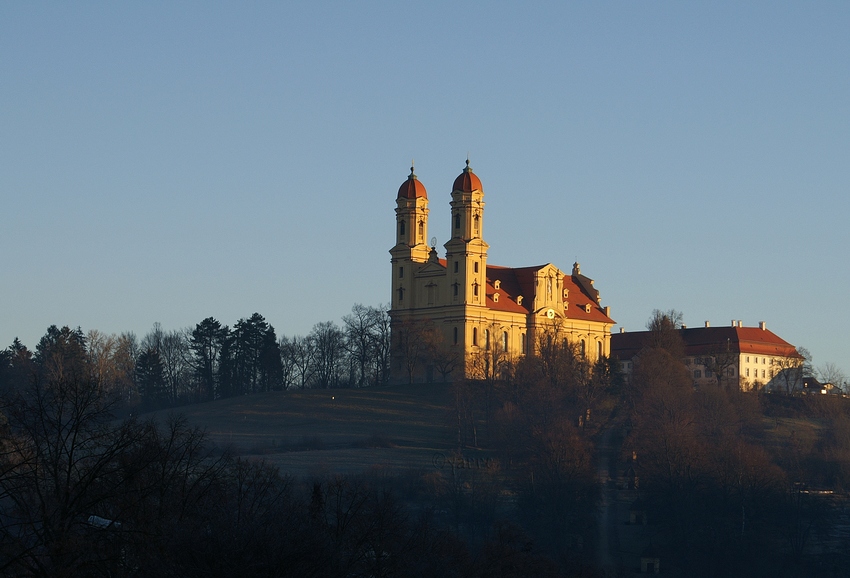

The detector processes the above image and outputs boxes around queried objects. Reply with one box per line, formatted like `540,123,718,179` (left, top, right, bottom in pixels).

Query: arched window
580,339,586,357
418,219,424,238
397,288,404,302
502,331,508,352
455,214,460,229
474,214,479,233
473,282,479,297
399,220,406,236
597,341,603,358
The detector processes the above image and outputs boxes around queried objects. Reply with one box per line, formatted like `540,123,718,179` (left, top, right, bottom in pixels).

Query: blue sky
2,2,848,376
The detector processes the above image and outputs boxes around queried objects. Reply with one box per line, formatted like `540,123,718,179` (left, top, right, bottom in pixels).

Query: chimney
738,320,743,328
759,321,766,330
732,320,736,327
619,327,625,333
682,324,687,329
705,321,710,328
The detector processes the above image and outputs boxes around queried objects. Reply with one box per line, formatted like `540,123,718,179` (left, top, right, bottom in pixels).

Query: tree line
0,304,392,411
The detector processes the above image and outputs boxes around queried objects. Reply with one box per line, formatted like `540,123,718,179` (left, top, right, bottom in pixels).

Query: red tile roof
452,160,482,192
397,168,427,199
483,264,614,323
610,326,801,360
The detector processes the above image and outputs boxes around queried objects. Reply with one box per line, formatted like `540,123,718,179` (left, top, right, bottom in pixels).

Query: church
389,160,615,382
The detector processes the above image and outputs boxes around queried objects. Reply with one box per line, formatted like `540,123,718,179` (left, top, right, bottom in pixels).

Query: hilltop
151,382,466,477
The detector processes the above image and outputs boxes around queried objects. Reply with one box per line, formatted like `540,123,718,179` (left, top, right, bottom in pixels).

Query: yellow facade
389,162,615,383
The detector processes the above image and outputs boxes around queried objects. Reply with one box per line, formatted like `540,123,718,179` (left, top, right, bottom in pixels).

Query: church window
453,327,458,344
473,283,479,297
399,220,406,236
502,331,508,352
453,283,458,297
580,339,586,357
398,266,404,278
427,284,435,305
455,214,460,229
454,261,459,273
521,333,527,354
473,327,478,346
474,214,479,233
485,329,490,350
597,341,603,358
474,262,479,273
397,288,404,302
418,220,424,238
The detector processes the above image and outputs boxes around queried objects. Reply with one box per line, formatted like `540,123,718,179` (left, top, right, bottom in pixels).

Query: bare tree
772,347,812,394
817,362,847,392
310,322,346,388
343,304,377,388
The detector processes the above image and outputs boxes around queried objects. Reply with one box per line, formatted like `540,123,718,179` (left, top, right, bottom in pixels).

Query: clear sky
2,2,848,376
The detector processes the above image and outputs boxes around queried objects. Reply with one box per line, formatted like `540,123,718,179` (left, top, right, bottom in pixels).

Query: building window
453,327,458,344
521,333,527,354
484,329,490,350
397,288,403,302
705,369,713,378
474,214,479,233
762,369,766,378
398,266,404,278
399,220,405,236
455,214,460,229
454,261,459,273
597,341,603,359
474,262,479,273
746,369,750,377
453,283,458,297
473,283,479,297
427,284,435,305
580,339,586,357
746,356,750,363
694,370,701,379
473,327,478,346
502,331,508,352
418,220,424,238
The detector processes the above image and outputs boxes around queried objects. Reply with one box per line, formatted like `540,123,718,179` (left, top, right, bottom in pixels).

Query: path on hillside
596,423,622,576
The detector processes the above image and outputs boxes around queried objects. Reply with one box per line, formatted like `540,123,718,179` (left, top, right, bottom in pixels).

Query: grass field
152,383,467,477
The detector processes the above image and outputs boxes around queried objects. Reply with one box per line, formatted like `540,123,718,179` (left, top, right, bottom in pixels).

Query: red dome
397,167,427,199
452,159,482,192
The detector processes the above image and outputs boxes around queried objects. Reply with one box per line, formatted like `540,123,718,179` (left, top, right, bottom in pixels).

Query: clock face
546,309,555,319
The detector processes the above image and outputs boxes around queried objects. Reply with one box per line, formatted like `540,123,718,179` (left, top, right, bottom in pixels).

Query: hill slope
154,383,461,477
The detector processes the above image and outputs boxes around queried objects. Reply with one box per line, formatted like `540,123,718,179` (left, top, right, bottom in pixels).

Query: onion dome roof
397,165,427,199
452,159,482,192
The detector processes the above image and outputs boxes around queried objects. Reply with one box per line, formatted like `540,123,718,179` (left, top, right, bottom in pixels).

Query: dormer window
494,280,501,290
493,293,499,303
584,304,592,313
563,289,569,299
517,295,523,306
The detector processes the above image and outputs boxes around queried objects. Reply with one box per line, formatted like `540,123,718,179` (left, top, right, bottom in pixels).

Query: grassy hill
152,383,467,477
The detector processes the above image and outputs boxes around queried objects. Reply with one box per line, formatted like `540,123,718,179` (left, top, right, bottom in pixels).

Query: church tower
443,160,489,314
389,165,429,310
